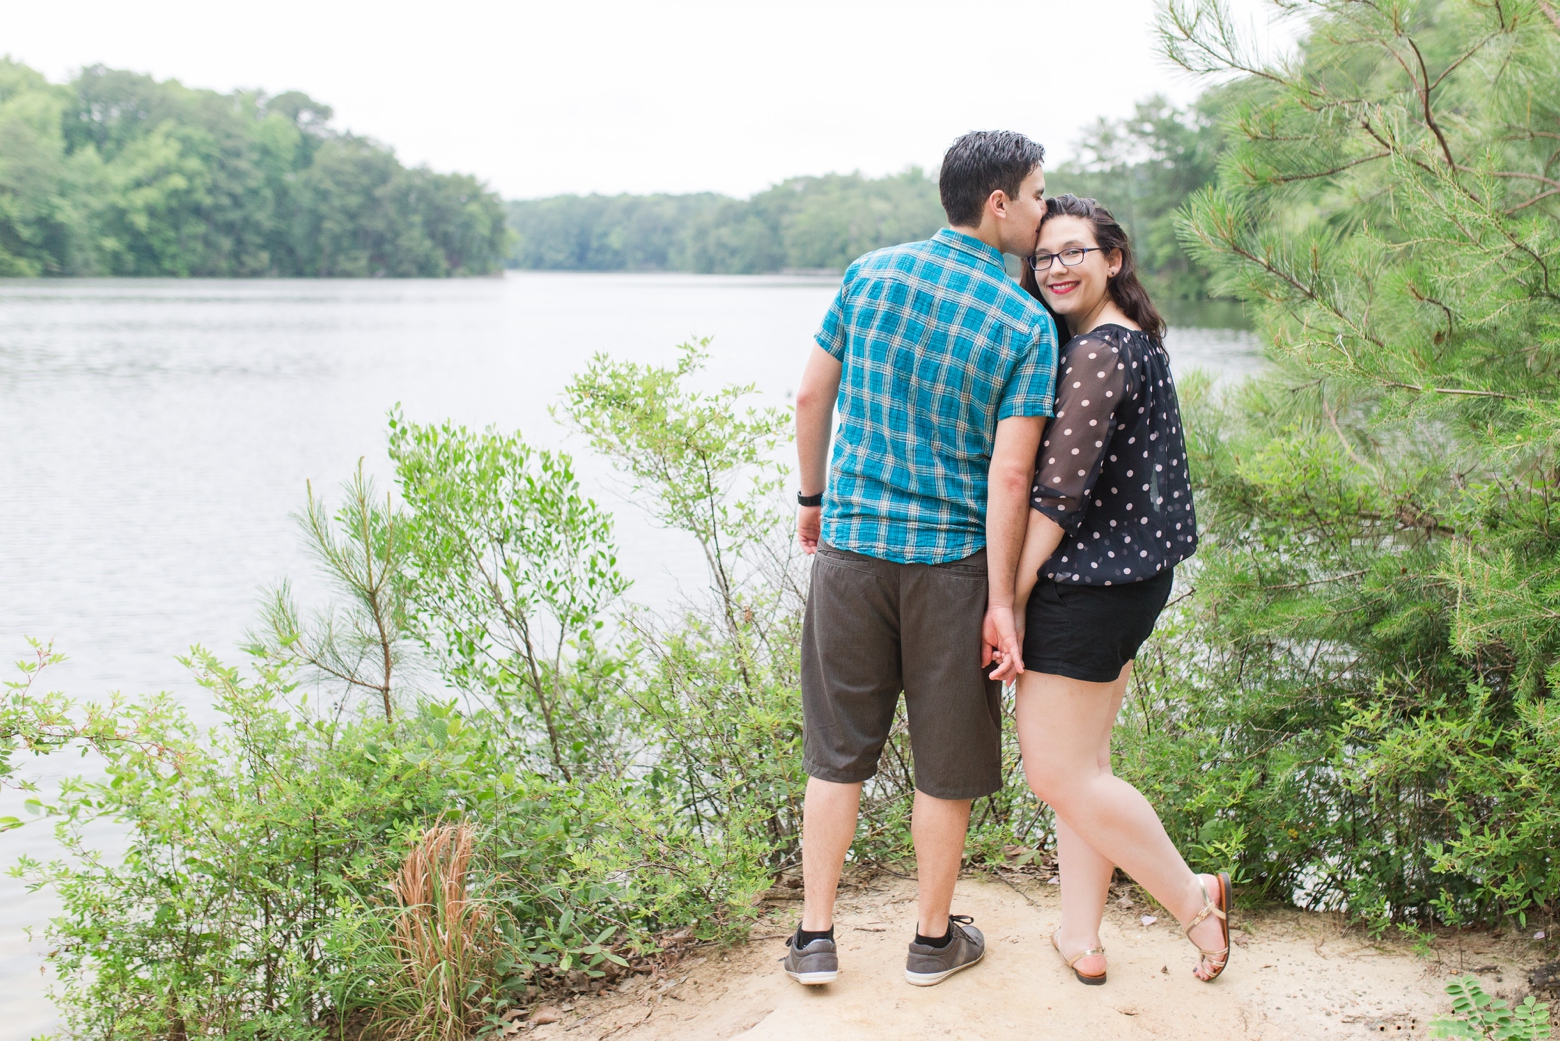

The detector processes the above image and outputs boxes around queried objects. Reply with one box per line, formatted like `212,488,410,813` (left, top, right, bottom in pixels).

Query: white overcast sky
2,0,1294,200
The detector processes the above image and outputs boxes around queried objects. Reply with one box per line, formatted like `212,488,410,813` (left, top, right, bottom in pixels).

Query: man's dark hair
938,131,1046,228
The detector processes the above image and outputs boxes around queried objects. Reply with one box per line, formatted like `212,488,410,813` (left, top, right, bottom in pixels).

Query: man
785,130,1056,988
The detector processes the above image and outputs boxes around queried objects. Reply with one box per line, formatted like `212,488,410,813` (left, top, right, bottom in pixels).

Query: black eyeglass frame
1028,246,1104,272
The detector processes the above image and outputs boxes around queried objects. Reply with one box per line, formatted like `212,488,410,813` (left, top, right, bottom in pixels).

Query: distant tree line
1045,94,1225,302
506,170,946,275
0,60,509,277
507,99,1226,299
0,55,1222,290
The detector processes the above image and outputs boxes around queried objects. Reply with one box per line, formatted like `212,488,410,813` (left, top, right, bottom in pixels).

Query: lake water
0,273,1263,1033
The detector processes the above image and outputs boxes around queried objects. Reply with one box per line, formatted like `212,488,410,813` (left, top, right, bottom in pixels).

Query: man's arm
795,345,843,554
982,415,1045,671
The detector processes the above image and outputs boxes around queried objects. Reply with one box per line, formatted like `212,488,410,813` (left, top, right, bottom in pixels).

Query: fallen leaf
531,1007,561,1025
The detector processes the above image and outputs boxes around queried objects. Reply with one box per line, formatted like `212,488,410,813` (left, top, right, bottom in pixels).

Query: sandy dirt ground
518,871,1553,1041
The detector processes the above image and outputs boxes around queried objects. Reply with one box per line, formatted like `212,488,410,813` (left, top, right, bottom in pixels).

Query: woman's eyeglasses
1028,247,1103,272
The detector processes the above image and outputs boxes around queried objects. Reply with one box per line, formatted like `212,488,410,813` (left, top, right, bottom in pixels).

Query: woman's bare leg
1017,664,1227,978
1054,815,1113,976
1052,671,1118,976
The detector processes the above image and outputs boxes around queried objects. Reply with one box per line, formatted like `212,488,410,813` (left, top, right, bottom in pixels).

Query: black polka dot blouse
1030,324,1197,585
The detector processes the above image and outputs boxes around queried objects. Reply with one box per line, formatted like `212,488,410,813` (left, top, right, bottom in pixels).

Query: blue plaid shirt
815,229,1058,564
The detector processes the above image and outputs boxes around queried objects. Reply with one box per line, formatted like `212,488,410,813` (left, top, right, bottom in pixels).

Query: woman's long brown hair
1019,193,1166,341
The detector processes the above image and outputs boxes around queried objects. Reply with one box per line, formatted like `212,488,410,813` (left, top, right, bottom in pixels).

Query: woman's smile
1033,215,1119,322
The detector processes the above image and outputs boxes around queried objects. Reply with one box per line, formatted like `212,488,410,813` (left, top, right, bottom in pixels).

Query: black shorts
1022,570,1175,682
800,542,1003,801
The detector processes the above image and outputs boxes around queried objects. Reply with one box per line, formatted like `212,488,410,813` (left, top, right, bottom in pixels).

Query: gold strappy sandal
1051,929,1107,986
1183,871,1231,981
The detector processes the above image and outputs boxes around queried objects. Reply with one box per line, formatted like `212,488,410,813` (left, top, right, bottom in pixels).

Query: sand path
523,871,1550,1040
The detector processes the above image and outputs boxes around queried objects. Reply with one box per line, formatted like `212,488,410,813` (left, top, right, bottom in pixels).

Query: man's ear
986,189,1010,222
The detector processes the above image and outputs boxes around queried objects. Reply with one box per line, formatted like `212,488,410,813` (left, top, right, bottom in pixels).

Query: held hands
983,604,1026,683
797,505,822,555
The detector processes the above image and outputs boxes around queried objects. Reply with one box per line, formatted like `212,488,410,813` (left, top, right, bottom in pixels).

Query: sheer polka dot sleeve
1029,333,1131,534
1027,324,1198,586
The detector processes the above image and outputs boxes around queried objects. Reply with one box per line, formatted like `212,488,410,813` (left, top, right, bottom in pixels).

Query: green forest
504,170,945,276
1,55,1226,293
503,98,1225,301
0,60,509,277
4,0,1560,1036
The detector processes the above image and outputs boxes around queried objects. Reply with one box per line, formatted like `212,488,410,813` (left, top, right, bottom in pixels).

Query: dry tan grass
378,821,500,1041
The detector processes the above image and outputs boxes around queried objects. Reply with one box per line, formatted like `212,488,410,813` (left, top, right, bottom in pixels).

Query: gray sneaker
781,933,839,985
904,915,985,986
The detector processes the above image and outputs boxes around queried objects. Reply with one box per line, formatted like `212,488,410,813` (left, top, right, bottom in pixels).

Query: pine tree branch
1262,151,1394,184
1264,570,1370,591
1462,168,1560,191
1408,38,1460,171
1322,396,1380,476
1538,0,1560,33
1377,382,1516,400
1507,188,1560,214
1359,113,1445,181
1226,240,1518,400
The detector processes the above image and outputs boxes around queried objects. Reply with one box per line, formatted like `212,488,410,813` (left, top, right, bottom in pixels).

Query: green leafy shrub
1143,0,1560,927
1431,976,1552,1040
387,411,629,780
20,654,464,1038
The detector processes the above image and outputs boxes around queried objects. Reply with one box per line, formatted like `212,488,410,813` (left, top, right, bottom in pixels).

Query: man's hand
795,346,841,555
982,605,1025,683
798,505,822,554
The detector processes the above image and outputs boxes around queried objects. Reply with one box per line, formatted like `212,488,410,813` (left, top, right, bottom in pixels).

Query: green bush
1431,976,1551,1040
1143,0,1560,928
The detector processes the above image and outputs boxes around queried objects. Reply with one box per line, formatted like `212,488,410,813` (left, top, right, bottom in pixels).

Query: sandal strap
1051,929,1107,970
1065,946,1107,969
1182,877,1228,937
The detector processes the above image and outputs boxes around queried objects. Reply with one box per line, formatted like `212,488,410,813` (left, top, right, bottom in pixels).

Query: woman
996,194,1230,985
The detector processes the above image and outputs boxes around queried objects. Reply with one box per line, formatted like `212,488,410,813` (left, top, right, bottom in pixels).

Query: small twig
1323,396,1378,477
1508,187,1560,214
1264,569,1369,591
992,871,1046,909
1538,0,1560,33
865,861,917,880
1378,380,1516,400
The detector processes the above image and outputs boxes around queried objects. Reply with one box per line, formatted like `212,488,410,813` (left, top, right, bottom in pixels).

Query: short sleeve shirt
814,229,1058,564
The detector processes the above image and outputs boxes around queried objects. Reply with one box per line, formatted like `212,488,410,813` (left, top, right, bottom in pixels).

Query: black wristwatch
797,491,823,507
